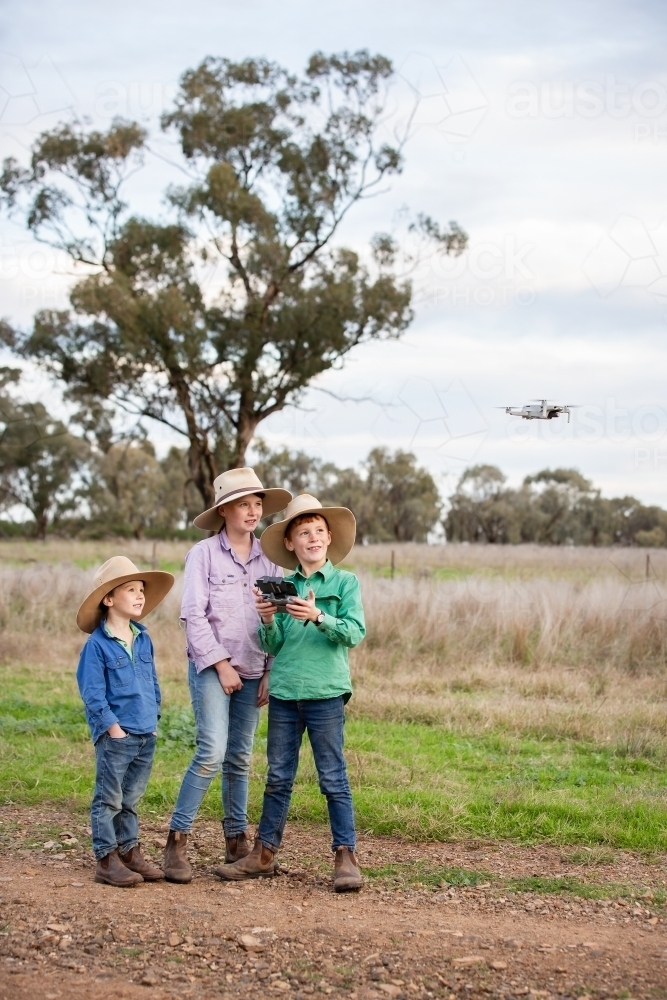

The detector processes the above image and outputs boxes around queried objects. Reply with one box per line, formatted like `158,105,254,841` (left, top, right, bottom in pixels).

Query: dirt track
1,806,666,1000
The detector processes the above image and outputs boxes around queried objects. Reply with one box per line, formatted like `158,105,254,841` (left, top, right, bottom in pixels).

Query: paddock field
1,540,666,847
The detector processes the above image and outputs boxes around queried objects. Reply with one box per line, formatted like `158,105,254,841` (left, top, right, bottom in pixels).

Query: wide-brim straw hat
260,494,356,570
193,468,292,532
76,556,175,634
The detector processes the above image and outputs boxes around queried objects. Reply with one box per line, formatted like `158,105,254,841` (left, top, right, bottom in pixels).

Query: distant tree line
444,464,667,548
1,376,665,546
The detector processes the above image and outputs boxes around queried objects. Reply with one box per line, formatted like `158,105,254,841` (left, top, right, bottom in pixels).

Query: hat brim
76,571,175,634
260,506,356,570
193,487,292,531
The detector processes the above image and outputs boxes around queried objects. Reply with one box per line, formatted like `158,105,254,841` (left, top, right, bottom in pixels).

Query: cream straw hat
193,468,291,531
259,494,356,570
76,556,175,634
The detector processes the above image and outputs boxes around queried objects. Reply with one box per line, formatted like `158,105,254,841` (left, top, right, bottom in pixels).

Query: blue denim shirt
76,621,161,744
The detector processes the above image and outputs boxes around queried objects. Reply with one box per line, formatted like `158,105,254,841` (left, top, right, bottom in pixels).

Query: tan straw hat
260,494,356,570
76,556,175,634
193,468,292,532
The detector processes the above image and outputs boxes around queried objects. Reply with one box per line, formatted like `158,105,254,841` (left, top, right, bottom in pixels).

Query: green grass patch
363,861,491,889
359,861,665,904
2,664,667,849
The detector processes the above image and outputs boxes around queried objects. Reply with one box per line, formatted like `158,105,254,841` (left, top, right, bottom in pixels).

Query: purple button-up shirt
180,530,282,678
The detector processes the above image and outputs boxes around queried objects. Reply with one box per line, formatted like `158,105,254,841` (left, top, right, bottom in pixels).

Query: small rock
377,986,402,998
490,961,507,970
451,956,485,966
58,937,72,951
240,933,264,952
153,837,167,849
141,969,159,986
70,882,84,888
554,967,568,974
273,982,290,992
648,917,659,925
168,933,183,947
43,841,56,850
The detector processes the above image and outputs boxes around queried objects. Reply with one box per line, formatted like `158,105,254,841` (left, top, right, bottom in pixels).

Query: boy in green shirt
214,494,365,891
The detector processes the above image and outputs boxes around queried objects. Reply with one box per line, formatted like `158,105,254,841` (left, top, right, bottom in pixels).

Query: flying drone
498,399,579,423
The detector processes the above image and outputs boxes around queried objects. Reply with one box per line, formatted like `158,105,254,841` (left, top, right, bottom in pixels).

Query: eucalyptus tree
1,51,466,506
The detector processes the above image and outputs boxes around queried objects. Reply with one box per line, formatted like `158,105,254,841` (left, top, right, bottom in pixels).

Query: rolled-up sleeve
180,544,231,672
76,640,118,740
317,575,366,648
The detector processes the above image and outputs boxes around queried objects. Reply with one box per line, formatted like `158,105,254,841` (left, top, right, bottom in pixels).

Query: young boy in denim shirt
216,494,366,892
76,556,174,887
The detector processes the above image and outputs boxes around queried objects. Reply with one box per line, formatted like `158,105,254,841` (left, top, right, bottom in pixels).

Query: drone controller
255,576,300,610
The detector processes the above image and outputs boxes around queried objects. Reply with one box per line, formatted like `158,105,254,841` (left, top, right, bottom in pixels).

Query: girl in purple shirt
162,469,290,883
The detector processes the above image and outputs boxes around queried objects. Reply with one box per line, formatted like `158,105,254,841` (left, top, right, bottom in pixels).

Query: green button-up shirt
102,620,141,661
258,560,366,702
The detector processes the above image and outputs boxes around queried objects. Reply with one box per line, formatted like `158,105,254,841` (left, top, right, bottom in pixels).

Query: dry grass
349,541,667,582
1,540,666,752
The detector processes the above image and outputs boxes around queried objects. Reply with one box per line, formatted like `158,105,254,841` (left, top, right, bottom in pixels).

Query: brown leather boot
119,843,165,881
213,837,275,881
333,847,363,892
224,829,252,863
94,848,144,888
163,830,192,884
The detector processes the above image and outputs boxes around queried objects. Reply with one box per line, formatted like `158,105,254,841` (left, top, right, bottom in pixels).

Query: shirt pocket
106,655,135,689
209,574,240,610
316,593,342,618
139,652,154,679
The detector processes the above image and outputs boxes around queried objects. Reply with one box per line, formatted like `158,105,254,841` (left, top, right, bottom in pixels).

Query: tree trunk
168,367,218,506
187,438,217,507
230,410,260,470
34,510,48,540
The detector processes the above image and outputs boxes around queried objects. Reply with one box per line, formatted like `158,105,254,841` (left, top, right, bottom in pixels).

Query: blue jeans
258,696,356,853
91,732,156,860
170,663,260,835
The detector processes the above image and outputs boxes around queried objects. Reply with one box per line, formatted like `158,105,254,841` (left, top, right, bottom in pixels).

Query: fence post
152,540,158,571
646,553,650,581
390,549,395,580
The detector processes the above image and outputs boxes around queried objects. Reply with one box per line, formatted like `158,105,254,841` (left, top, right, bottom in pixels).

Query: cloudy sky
1,0,667,505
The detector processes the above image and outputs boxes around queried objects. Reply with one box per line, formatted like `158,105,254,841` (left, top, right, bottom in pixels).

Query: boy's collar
292,558,333,581
101,620,145,638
